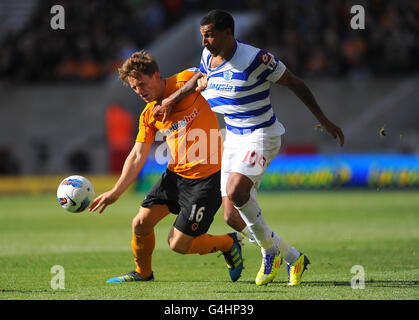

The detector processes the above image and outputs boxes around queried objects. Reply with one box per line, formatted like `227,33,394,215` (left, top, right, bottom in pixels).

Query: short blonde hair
118,50,159,85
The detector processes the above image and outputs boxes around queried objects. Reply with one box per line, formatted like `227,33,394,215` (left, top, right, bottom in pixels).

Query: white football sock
234,194,278,256
240,225,253,239
271,233,300,264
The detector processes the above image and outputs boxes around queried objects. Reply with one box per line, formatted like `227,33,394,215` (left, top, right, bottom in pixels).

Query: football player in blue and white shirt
153,10,344,286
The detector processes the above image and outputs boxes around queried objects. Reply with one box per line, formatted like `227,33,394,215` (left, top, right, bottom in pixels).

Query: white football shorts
220,121,284,197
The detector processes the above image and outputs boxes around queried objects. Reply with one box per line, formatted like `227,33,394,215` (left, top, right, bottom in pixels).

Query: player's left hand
320,118,345,147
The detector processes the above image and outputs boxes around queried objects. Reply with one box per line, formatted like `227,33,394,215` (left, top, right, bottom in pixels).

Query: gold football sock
131,231,155,279
186,233,233,255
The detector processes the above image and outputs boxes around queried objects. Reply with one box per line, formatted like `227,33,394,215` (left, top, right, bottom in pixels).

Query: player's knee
132,215,151,235
169,241,187,254
167,233,191,254
131,217,142,234
226,174,252,207
168,237,188,254
226,186,249,207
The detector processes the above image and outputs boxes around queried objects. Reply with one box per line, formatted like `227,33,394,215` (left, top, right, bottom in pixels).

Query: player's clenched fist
196,74,208,92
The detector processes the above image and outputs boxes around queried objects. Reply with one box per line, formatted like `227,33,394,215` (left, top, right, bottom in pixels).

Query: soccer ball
57,175,95,213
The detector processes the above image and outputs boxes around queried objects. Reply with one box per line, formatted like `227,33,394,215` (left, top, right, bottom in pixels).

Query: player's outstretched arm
276,69,344,147
89,142,151,213
152,71,204,123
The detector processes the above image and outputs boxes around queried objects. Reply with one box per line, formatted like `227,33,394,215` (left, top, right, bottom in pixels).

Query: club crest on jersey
223,70,233,81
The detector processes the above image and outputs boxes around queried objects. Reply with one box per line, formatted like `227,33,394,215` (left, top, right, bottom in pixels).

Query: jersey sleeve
254,50,286,83
135,107,156,144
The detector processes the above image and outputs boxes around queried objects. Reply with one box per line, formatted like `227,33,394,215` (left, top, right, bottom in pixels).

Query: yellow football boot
255,252,282,285
287,253,310,286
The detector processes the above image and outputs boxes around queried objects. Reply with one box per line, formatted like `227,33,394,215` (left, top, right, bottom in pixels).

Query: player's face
200,24,229,56
127,72,162,103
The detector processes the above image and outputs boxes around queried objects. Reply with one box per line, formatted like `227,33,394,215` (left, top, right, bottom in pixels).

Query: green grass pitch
0,190,418,300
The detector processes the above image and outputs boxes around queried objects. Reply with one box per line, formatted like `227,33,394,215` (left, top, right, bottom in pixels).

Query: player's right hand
89,190,119,214
320,118,345,147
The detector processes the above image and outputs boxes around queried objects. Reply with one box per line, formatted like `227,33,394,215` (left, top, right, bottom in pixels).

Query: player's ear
224,28,233,37
152,71,160,80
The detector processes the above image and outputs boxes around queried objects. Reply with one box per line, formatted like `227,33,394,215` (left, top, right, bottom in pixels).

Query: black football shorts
141,169,222,236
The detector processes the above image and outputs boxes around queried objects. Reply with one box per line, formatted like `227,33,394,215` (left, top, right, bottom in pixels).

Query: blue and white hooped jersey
199,40,286,135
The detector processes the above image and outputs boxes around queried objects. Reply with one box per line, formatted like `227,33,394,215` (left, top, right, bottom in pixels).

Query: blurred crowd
249,0,419,79
0,0,417,83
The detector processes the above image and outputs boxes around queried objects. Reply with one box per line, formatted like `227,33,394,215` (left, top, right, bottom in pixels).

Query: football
57,175,95,213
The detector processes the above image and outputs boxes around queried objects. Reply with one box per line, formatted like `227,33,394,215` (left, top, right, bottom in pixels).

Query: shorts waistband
225,114,277,135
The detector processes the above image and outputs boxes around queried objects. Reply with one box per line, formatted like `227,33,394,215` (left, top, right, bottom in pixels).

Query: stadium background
0,0,418,192
0,0,418,302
